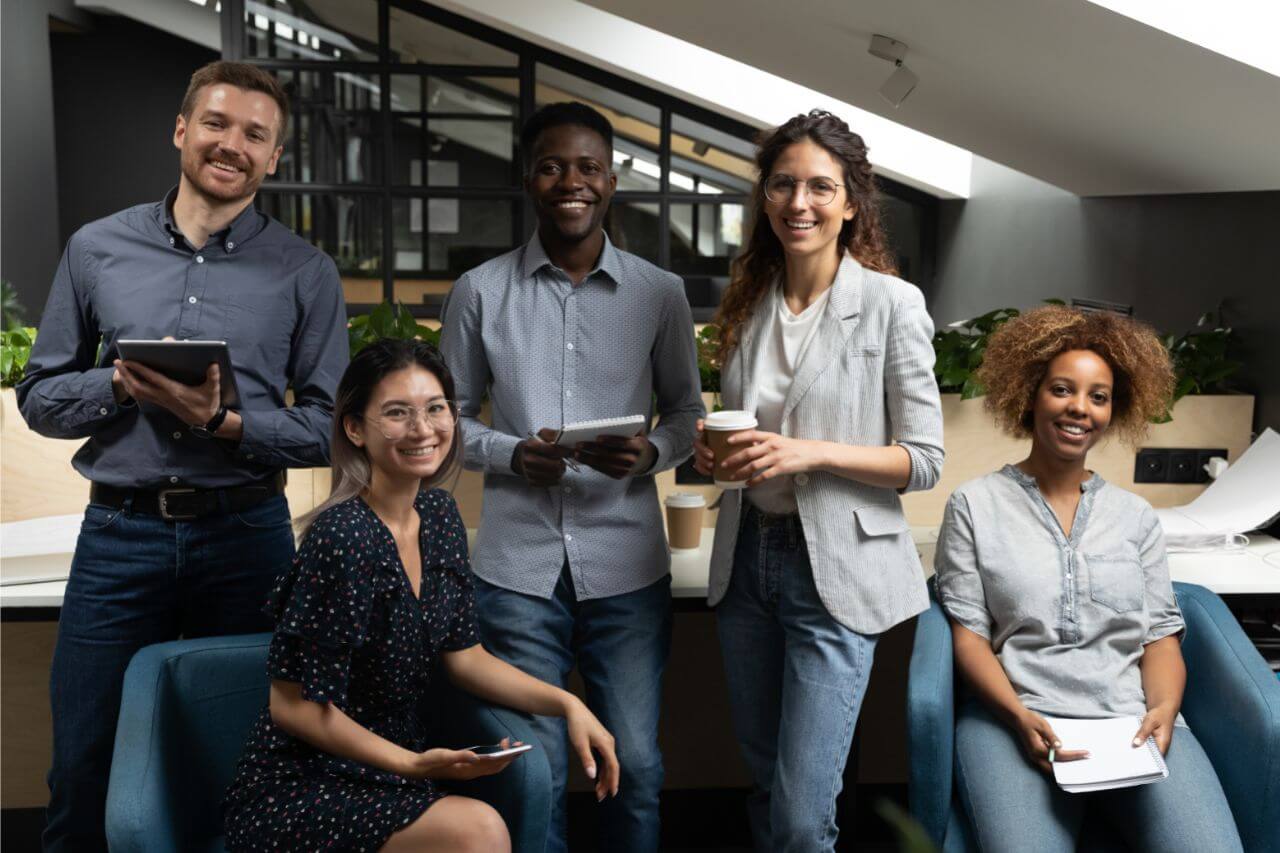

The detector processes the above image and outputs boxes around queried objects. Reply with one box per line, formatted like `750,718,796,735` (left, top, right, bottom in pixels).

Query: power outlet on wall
1134,448,1228,484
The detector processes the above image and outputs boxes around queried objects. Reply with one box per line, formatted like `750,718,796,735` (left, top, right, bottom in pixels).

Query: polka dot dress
223,489,479,852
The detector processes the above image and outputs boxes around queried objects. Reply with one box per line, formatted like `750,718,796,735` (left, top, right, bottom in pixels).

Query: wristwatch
190,405,229,439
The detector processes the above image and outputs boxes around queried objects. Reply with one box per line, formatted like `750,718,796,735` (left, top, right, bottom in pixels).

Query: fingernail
1132,738,1141,746
1054,741,1061,748
587,766,596,780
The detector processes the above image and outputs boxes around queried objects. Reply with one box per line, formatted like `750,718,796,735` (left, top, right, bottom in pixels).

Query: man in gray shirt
441,102,702,852
18,62,347,852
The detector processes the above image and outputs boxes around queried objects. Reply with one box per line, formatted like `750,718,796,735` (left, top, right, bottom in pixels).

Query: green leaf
1042,297,1066,306
960,376,986,399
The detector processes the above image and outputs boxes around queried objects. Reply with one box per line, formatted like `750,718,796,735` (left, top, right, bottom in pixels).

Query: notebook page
1044,716,1165,787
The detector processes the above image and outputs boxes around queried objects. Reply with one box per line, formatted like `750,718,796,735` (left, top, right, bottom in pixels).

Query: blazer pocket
847,345,883,357
853,503,909,537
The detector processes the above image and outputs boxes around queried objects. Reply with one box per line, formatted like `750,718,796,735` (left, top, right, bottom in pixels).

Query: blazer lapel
779,255,864,428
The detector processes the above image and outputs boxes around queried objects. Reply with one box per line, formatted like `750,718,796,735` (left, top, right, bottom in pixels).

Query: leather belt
89,473,285,521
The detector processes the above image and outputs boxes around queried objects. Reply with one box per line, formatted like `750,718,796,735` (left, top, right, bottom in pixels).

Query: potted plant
347,299,439,357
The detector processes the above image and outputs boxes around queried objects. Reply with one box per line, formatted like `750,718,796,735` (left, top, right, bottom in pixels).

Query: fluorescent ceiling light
433,0,972,198
1087,0,1280,78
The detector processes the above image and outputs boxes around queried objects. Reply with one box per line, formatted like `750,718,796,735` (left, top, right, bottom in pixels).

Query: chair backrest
108,634,272,852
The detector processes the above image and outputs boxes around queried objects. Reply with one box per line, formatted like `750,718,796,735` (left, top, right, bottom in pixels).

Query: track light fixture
868,34,918,108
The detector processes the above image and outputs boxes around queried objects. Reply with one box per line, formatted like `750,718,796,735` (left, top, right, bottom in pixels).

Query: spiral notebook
1045,716,1169,793
553,415,647,448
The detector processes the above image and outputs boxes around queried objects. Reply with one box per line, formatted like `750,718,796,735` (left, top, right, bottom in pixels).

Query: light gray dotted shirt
935,465,1186,724
440,231,703,600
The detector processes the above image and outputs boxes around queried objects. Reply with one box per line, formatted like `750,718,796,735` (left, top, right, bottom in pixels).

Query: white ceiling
584,0,1280,196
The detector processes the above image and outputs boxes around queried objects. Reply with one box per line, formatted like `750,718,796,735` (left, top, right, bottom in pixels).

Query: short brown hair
180,61,290,143
977,305,1174,447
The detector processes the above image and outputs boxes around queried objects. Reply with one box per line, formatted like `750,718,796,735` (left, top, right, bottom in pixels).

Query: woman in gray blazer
692,110,944,852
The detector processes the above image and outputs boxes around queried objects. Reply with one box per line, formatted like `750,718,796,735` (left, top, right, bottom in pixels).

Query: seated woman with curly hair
933,306,1243,852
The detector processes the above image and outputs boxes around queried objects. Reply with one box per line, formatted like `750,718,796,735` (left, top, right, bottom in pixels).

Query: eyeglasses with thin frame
364,400,458,440
763,174,843,207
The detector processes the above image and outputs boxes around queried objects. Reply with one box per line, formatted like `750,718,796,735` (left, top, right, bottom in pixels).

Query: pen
527,431,581,472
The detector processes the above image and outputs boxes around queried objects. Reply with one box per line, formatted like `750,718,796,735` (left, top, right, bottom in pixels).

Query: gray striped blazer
707,254,945,634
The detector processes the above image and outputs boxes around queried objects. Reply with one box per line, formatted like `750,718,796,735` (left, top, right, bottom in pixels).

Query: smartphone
468,742,534,759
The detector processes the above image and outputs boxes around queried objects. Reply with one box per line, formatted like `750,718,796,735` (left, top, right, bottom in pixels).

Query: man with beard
440,102,703,852
18,61,347,852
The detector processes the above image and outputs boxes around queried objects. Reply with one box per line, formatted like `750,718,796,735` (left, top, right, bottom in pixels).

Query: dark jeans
43,495,295,853
474,565,673,853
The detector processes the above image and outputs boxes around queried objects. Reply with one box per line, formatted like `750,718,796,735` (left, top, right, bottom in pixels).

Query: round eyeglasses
366,400,458,440
763,174,843,207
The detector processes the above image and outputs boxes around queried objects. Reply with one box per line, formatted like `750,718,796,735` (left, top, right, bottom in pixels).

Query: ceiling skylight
1087,0,1280,78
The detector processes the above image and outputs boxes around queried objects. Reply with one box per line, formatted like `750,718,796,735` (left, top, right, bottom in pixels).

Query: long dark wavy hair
295,338,462,539
713,110,897,361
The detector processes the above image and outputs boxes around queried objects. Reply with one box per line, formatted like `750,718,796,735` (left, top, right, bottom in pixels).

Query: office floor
0,785,909,851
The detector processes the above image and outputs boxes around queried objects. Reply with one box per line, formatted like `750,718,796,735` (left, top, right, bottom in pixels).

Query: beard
180,145,263,204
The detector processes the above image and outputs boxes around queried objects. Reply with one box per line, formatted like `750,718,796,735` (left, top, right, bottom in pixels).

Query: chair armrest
1174,583,1280,853
432,685,553,852
908,598,957,846
106,634,272,853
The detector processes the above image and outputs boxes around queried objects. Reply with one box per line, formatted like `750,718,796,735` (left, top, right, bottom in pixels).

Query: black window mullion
658,106,672,271
518,53,535,242
378,0,394,304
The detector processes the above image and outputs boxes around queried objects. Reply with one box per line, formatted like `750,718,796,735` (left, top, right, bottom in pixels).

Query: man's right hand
512,428,571,487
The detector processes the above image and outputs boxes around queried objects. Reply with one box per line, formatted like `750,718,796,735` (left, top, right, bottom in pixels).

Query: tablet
116,340,241,408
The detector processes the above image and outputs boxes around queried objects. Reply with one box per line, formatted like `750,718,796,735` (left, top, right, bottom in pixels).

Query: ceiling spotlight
869,34,918,108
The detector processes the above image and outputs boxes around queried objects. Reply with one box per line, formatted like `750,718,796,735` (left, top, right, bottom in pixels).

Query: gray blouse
935,465,1185,725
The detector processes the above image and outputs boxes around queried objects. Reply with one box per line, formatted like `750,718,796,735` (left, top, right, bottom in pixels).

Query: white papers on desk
1156,428,1280,543
1046,716,1168,793
0,514,81,585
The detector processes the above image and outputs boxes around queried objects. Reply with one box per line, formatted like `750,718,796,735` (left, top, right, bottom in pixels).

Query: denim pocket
232,495,292,530
81,503,122,532
1086,553,1144,613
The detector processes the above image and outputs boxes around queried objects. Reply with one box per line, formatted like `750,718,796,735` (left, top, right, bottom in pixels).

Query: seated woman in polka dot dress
224,339,619,853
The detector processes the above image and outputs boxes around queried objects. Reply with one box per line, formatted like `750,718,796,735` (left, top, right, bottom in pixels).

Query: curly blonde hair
977,306,1174,447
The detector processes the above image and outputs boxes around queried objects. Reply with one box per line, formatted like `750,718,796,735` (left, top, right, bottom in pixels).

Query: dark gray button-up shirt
441,232,703,600
935,465,1186,725
17,188,349,488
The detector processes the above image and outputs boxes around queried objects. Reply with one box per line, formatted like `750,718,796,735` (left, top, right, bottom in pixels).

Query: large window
222,0,935,317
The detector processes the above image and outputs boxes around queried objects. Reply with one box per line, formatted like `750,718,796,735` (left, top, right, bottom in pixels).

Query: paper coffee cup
703,410,758,490
664,493,706,551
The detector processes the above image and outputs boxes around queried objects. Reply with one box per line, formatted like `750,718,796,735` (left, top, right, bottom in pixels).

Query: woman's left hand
1133,704,1178,755
565,699,620,801
720,430,828,487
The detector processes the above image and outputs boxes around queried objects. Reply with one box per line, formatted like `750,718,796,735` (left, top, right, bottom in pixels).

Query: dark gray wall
932,157,1280,432
51,15,217,253
1,0,78,321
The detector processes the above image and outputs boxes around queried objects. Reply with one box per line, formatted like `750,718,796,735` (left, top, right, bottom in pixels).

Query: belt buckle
158,488,199,521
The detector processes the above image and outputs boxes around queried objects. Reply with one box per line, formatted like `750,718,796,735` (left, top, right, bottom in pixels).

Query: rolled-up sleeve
645,281,704,474
440,274,521,475
934,492,993,640
17,231,131,438
1137,505,1184,644
886,286,944,493
237,254,347,468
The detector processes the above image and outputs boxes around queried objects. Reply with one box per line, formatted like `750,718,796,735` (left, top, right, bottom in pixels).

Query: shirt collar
521,229,623,285
158,185,266,253
1001,463,1105,493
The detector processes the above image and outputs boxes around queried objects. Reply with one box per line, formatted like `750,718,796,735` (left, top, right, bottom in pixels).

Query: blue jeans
44,495,295,853
474,564,672,853
954,699,1243,853
716,507,879,853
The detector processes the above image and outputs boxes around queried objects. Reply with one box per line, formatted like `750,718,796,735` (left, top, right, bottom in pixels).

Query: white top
748,283,832,514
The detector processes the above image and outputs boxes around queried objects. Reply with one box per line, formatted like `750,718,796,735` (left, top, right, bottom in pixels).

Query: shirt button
99,407,108,415
226,241,236,251
563,486,571,494
795,473,809,486
169,476,179,484
564,390,572,398
168,237,175,246
195,255,204,264
172,431,182,440
564,534,573,542
566,343,574,351
188,296,198,304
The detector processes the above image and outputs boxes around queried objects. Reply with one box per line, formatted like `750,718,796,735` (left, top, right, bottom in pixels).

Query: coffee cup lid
664,492,707,508
704,410,757,430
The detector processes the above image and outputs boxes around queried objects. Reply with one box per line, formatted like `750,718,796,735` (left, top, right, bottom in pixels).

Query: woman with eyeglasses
223,339,619,853
691,110,944,851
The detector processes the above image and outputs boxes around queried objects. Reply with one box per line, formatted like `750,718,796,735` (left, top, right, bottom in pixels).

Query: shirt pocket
1085,552,1144,613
